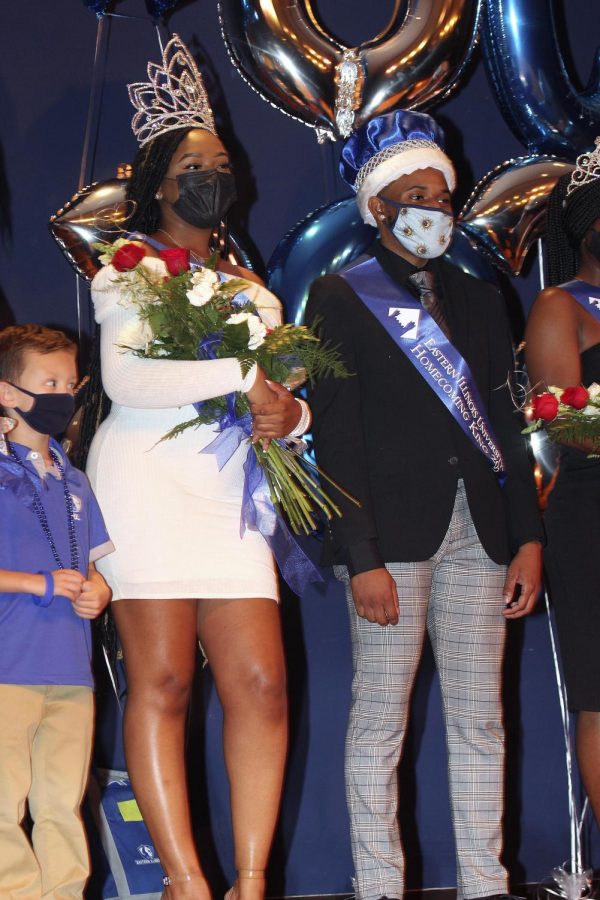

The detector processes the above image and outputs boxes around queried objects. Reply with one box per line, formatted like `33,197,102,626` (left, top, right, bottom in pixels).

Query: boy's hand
50,569,85,603
71,568,111,619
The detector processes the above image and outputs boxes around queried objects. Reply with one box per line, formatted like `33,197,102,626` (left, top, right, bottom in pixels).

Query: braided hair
77,126,195,468
126,126,194,234
546,172,600,287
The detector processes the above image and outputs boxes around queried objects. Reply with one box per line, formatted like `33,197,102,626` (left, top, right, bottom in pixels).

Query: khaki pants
0,684,94,899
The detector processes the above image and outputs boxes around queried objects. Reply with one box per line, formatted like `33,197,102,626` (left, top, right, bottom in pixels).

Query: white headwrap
356,144,456,226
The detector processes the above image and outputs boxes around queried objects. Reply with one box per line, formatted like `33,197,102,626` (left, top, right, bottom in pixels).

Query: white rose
118,317,154,351
583,404,600,417
588,382,600,399
225,312,268,350
186,268,221,306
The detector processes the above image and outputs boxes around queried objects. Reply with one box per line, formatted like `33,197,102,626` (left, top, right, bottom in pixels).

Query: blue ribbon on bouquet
241,445,322,596
195,392,252,466
198,398,322,597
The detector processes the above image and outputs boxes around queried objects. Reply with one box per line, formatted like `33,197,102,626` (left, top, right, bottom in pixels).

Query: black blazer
305,243,543,575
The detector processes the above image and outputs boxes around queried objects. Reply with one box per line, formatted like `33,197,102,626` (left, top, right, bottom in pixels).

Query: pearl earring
155,191,163,200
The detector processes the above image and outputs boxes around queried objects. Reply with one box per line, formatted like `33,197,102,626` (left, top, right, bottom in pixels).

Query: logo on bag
136,844,160,865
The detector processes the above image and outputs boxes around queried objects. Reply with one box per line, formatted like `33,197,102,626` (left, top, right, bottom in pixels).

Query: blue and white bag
86,768,164,899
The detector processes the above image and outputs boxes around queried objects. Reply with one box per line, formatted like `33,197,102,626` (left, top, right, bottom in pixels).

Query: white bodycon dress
86,258,280,602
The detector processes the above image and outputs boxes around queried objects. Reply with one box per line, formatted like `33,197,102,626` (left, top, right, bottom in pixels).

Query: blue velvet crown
340,110,447,190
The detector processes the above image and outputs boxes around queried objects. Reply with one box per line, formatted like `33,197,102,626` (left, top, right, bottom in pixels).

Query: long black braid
126,127,193,235
76,127,194,469
546,172,600,287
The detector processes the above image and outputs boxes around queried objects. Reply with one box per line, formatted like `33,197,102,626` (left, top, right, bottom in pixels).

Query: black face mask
8,383,75,436
586,230,600,263
169,169,237,229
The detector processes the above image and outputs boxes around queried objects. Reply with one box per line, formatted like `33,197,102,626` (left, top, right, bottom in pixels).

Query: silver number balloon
458,156,574,275
483,0,600,156
219,0,483,140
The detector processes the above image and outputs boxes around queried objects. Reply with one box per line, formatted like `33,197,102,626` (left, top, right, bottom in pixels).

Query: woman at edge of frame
525,149,600,832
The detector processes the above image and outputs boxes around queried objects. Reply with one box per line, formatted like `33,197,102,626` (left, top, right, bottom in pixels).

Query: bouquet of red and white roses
523,383,600,453
96,239,354,542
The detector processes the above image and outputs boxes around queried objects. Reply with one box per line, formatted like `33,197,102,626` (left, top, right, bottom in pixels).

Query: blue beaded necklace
8,442,80,571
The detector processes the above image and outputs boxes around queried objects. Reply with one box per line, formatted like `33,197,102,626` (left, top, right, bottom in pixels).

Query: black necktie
408,269,450,338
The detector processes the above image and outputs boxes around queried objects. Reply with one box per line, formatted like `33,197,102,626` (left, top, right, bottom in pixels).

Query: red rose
532,392,559,421
112,242,146,272
560,386,589,409
159,247,191,276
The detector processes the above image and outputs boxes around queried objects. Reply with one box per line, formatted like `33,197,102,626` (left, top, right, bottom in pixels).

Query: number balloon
219,0,483,141
459,155,574,275
482,0,600,156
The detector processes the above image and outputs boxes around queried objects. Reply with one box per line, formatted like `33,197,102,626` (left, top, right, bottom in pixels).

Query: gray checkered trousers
336,482,509,900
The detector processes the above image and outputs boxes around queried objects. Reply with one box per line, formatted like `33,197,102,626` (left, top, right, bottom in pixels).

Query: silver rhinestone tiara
128,34,216,147
567,136,600,196
354,140,441,191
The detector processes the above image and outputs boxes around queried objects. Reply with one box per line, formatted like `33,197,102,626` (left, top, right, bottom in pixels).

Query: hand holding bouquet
524,383,600,453
96,239,355,543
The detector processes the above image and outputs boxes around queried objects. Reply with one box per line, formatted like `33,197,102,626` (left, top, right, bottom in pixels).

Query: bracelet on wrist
33,572,54,607
289,398,312,437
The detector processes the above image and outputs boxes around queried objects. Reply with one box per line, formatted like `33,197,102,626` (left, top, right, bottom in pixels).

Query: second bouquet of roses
96,239,356,540
523,382,600,453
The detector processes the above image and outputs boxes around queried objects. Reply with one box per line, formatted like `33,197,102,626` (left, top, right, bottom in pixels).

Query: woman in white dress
86,36,310,900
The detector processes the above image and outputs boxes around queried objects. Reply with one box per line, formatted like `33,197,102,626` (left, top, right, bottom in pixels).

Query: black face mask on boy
169,169,237,229
8,383,75,436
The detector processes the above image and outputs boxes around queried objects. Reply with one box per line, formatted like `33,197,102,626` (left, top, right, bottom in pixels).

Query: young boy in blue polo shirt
0,324,114,899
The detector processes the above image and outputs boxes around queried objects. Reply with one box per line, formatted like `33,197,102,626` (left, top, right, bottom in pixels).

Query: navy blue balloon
82,0,110,14
144,0,181,18
82,0,182,17
266,198,497,326
267,199,371,325
482,0,600,156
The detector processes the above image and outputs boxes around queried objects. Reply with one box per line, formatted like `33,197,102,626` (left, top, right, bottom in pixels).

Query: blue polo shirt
0,439,114,688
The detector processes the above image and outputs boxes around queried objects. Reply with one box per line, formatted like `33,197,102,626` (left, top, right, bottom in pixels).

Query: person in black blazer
306,110,543,900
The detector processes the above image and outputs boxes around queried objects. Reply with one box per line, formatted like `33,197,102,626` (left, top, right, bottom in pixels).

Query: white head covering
340,111,456,227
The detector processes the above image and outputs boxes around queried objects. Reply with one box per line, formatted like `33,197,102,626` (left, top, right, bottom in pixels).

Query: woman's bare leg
113,599,210,900
198,598,288,900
